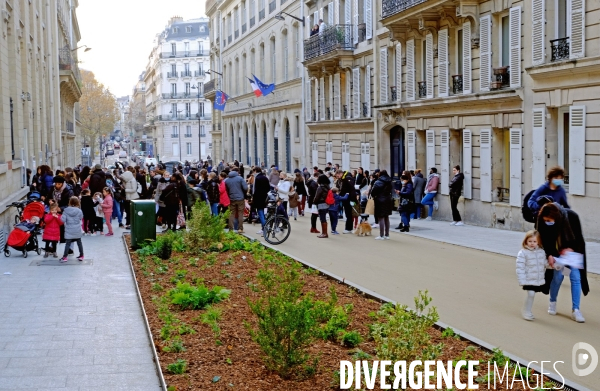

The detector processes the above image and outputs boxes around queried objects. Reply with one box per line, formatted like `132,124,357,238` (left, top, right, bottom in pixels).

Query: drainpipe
300,2,306,169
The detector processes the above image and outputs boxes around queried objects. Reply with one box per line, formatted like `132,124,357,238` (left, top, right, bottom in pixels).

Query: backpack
522,189,536,223
325,189,335,205
207,181,220,203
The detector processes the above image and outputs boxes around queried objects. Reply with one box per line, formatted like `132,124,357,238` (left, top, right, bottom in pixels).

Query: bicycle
6,200,29,225
262,191,291,245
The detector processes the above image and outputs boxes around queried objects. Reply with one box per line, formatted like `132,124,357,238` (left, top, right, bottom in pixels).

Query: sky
77,0,206,98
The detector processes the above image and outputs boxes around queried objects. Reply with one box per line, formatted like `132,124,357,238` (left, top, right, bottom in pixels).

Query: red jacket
219,180,230,207
42,213,63,241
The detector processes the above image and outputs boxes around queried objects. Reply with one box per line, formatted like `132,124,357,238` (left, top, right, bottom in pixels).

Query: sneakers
60,257,68,263
548,301,557,315
256,230,264,235
455,221,464,226
331,231,339,235
522,309,535,321
43,251,49,258
77,255,84,262
119,224,125,228
433,201,439,211
572,309,585,323
384,236,390,240
450,221,457,225
425,217,432,221
294,217,297,221
375,236,385,240
125,225,131,230
342,230,352,234
371,223,379,228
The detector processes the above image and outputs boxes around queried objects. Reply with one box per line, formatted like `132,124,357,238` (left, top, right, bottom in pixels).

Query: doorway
390,126,405,179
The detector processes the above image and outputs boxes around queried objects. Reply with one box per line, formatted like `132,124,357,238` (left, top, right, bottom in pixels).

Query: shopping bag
311,204,318,215
364,198,375,215
177,205,186,227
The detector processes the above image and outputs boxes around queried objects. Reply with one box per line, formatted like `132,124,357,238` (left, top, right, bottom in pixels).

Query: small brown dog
354,222,372,236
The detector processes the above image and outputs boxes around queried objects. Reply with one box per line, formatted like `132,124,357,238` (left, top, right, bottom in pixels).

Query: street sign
81,147,90,156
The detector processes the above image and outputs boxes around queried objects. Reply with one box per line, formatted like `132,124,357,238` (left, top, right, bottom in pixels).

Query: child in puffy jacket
329,188,348,235
516,230,550,321
42,203,63,258
100,187,114,236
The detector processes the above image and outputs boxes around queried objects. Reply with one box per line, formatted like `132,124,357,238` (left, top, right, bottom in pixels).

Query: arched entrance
390,126,405,180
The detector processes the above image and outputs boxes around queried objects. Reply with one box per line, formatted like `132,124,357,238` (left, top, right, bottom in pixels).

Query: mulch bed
126,235,539,390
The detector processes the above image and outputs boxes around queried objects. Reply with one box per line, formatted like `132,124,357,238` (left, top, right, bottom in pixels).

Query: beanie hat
52,176,65,184
94,164,102,170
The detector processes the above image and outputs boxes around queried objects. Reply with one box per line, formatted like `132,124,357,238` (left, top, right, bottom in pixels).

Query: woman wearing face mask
537,202,589,323
527,167,570,221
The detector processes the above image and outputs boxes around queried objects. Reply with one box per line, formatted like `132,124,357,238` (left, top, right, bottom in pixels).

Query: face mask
552,179,564,187
402,181,408,185
545,221,555,226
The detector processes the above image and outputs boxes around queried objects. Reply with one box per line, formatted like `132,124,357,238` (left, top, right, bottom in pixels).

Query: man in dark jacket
225,168,248,233
252,167,271,234
449,165,465,226
307,173,320,233
135,166,148,199
50,176,74,212
338,171,356,233
411,170,426,220
89,164,106,196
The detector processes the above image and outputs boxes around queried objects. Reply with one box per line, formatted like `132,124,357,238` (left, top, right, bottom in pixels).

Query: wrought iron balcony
418,81,427,98
58,46,82,85
250,16,255,27
167,72,178,78
304,24,354,61
184,134,193,138
195,113,212,120
550,37,569,62
242,23,247,34
326,107,331,120
204,79,216,94
160,51,202,59
171,134,179,138
194,71,205,77
343,105,348,118
362,102,369,117
269,0,276,13
181,71,192,78
161,93,191,99
382,0,428,19
312,110,316,121
452,75,463,94
390,86,397,101
259,9,265,20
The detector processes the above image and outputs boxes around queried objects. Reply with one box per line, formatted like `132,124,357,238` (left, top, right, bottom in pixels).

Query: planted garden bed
126,203,549,391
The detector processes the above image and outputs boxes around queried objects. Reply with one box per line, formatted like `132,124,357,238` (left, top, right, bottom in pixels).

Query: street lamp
169,109,183,162
72,45,92,52
191,84,203,162
274,12,305,26
205,69,223,76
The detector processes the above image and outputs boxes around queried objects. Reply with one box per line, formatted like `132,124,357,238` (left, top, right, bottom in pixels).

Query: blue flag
252,74,275,96
214,91,229,111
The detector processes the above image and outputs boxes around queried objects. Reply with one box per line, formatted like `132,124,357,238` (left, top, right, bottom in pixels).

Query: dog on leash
354,222,372,236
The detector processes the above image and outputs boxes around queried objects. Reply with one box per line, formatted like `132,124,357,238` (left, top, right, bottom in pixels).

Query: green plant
489,347,511,366
370,290,443,363
441,327,459,339
166,359,187,374
352,349,372,360
163,337,186,353
320,305,350,341
341,331,362,347
138,230,184,260
152,283,164,292
185,202,227,250
168,282,231,310
200,306,222,337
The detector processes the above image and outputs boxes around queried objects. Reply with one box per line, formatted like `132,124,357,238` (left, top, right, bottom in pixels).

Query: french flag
249,78,262,97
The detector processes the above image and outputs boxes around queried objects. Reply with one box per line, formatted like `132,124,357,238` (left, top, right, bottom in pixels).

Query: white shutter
426,129,435,171
306,80,312,121
328,2,334,25
438,29,448,97
312,141,319,167
462,21,472,94
532,0,545,66
380,48,388,103
509,6,522,88
319,77,325,120
509,128,522,206
365,0,372,40
480,129,492,202
361,143,371,172
345,0,351,24
532,108,546,187
364,65,371,116
334,0,340,24
334,73,341,120
326,142,333,163
346,69,352,118
314,78,320,120
569,0,585,59
353,0,359,45
352,67,360,118
440,130,450,195
479,16,492,91
395,43,402,102
329,74,334,118
463,130,472,199
314,10,319,26
569,106,586,195
342,142,350,171
407,130,416,171
406,39,415,101
319,8,324,24
426,33,434,98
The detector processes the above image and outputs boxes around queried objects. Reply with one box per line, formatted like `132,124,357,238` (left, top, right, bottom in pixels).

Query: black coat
370,175,393,218
307,179,318,207
449,172,465,197
339,172,356,202
252,173,271,209
89,170,106,196
51,184,74,212
160,183,180,206
136,173,147,197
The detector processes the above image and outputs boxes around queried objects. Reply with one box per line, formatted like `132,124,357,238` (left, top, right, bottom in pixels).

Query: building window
186,143,192,155
294,25,300,78
186,26,192,33
200,25,205,32
184,63,190,75
198,102,204,117
283,32,288,82
558,107,570,185
295,115,299,138
171,83,177,95
271,39,276,82
172,126,179,136
186,125,192,137
500,15,510,67
171,64,177,76
200,125,206,137
457,28,464,74
185,83,191,95
171,103,177,116
171,43,176,55
251,49,256,77
260,44,265,80
173,143,180,156
172,27,179,34
185,103,191,117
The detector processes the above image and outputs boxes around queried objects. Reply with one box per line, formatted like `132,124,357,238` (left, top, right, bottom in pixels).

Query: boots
310,215,320,233
310,227,320,233
317,222,328,238
522,291,535,321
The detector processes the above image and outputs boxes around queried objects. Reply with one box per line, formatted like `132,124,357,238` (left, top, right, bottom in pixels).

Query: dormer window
186,26,192,33
200,26,205,32
172,27,179,33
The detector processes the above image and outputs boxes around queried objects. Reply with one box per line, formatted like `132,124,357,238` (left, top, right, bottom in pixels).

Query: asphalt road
245,216,600,390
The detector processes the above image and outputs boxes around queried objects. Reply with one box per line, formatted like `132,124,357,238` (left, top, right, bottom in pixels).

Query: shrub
320,306,350,341
137,230,184,260
370,290,443,363
168,282,231,310
185,201,227,250
166,359,187,374
341,331,362,347
200,306,222,337
162,337,186,353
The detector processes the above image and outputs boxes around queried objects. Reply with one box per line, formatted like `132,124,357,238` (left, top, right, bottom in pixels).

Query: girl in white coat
516,230,550,320
276,172,292,211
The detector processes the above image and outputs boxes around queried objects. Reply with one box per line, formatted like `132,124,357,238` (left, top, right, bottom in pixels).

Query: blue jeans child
112,198,123,225
421,193,436,217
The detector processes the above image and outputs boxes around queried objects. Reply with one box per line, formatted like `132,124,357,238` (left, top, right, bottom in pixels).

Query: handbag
177,204,186,227
311,204,318,215
364,198,375,215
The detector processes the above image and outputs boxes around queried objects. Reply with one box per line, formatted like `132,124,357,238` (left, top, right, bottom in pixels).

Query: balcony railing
550,37,569,62
259,9,265,20
304,24,354,61
362,102,369,117
171,134,180,138
196,113,212,120
167,72,178,78
181,71,192,78
492,67,510,89
184,134,193,138
382,0,428,19
160,51,205,59
269,0,276,13
157,114,195,121
58,46,82,85
204,79,216,94
390,86,397,101
418,81,427,98
161,93,194,99
194,70,205,77
452,75,463,94
242,23,247,34
250,16,255,27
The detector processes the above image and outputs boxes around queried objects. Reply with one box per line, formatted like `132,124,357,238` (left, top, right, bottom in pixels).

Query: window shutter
314,79,319,120
480,129,492,202
463,130,472,199
365,65,371,116
406,39,415,101
346,69,352,119
361,143,371,172
531,0,545,65
334,0,340,24
326,142,333,163
426,33,434,98
352,67,360,118
342,142,350,171
532,108,546,187
365,0,372,40
509,6,522,88
319,77,325,120
395,43,402,102
569,0,585,59
407,130,416,171
479,16,492,91
380,48,388,103
440,130,450,195
345,0,351,24
312,141,319,167
509,128,522,206
426,130,435,172
319,8,324,24
438,29,449,97
462,21,472,94
353,0,359,45
569,106,586,195
328,2,334,25
334,73,341,119
305,80,312,121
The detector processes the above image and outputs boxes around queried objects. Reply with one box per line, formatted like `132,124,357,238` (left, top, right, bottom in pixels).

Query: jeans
257,208,266,228
112,198,123,225
421,193,437,217
210,203,219,216
401,211,411,227
411,204,422,220
550,268,582,310
62,238,83,258
329,210,339,231
450,194,461,222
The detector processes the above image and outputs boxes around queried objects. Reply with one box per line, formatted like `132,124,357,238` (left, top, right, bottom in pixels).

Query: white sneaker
384,236,390,240
343,230,352,234
371,223,379,228
548,301,557,315
375,236,384,240
433,201,439,211
572,309,585,323
522,310,535,321
450,221,457,225
455,221,464,226
425,217,432,221
256,230,263,235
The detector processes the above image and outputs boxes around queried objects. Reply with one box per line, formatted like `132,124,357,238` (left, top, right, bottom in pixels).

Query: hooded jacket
121,171,140,201
42,213,63,241
61,206,84,240
225,171,248,202
516,248,549,286
425,173,440,194
527,182,570,215
370,174,393,217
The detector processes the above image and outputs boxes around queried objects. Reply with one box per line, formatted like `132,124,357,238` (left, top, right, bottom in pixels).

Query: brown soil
126,235,543,391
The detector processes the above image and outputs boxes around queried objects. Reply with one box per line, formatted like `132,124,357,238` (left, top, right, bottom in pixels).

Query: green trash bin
130,200,156,248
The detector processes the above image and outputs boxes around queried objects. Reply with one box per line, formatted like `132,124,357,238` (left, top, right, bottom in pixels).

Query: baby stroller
4,201,45,258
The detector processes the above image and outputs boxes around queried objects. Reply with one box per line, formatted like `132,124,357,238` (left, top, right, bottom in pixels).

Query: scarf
53,187,63,204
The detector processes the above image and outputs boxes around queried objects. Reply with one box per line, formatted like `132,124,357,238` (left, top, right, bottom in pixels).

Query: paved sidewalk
0,225,161,391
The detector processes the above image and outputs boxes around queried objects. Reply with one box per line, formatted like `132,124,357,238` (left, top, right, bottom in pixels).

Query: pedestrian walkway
246,216,600,390
0,225,161,391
